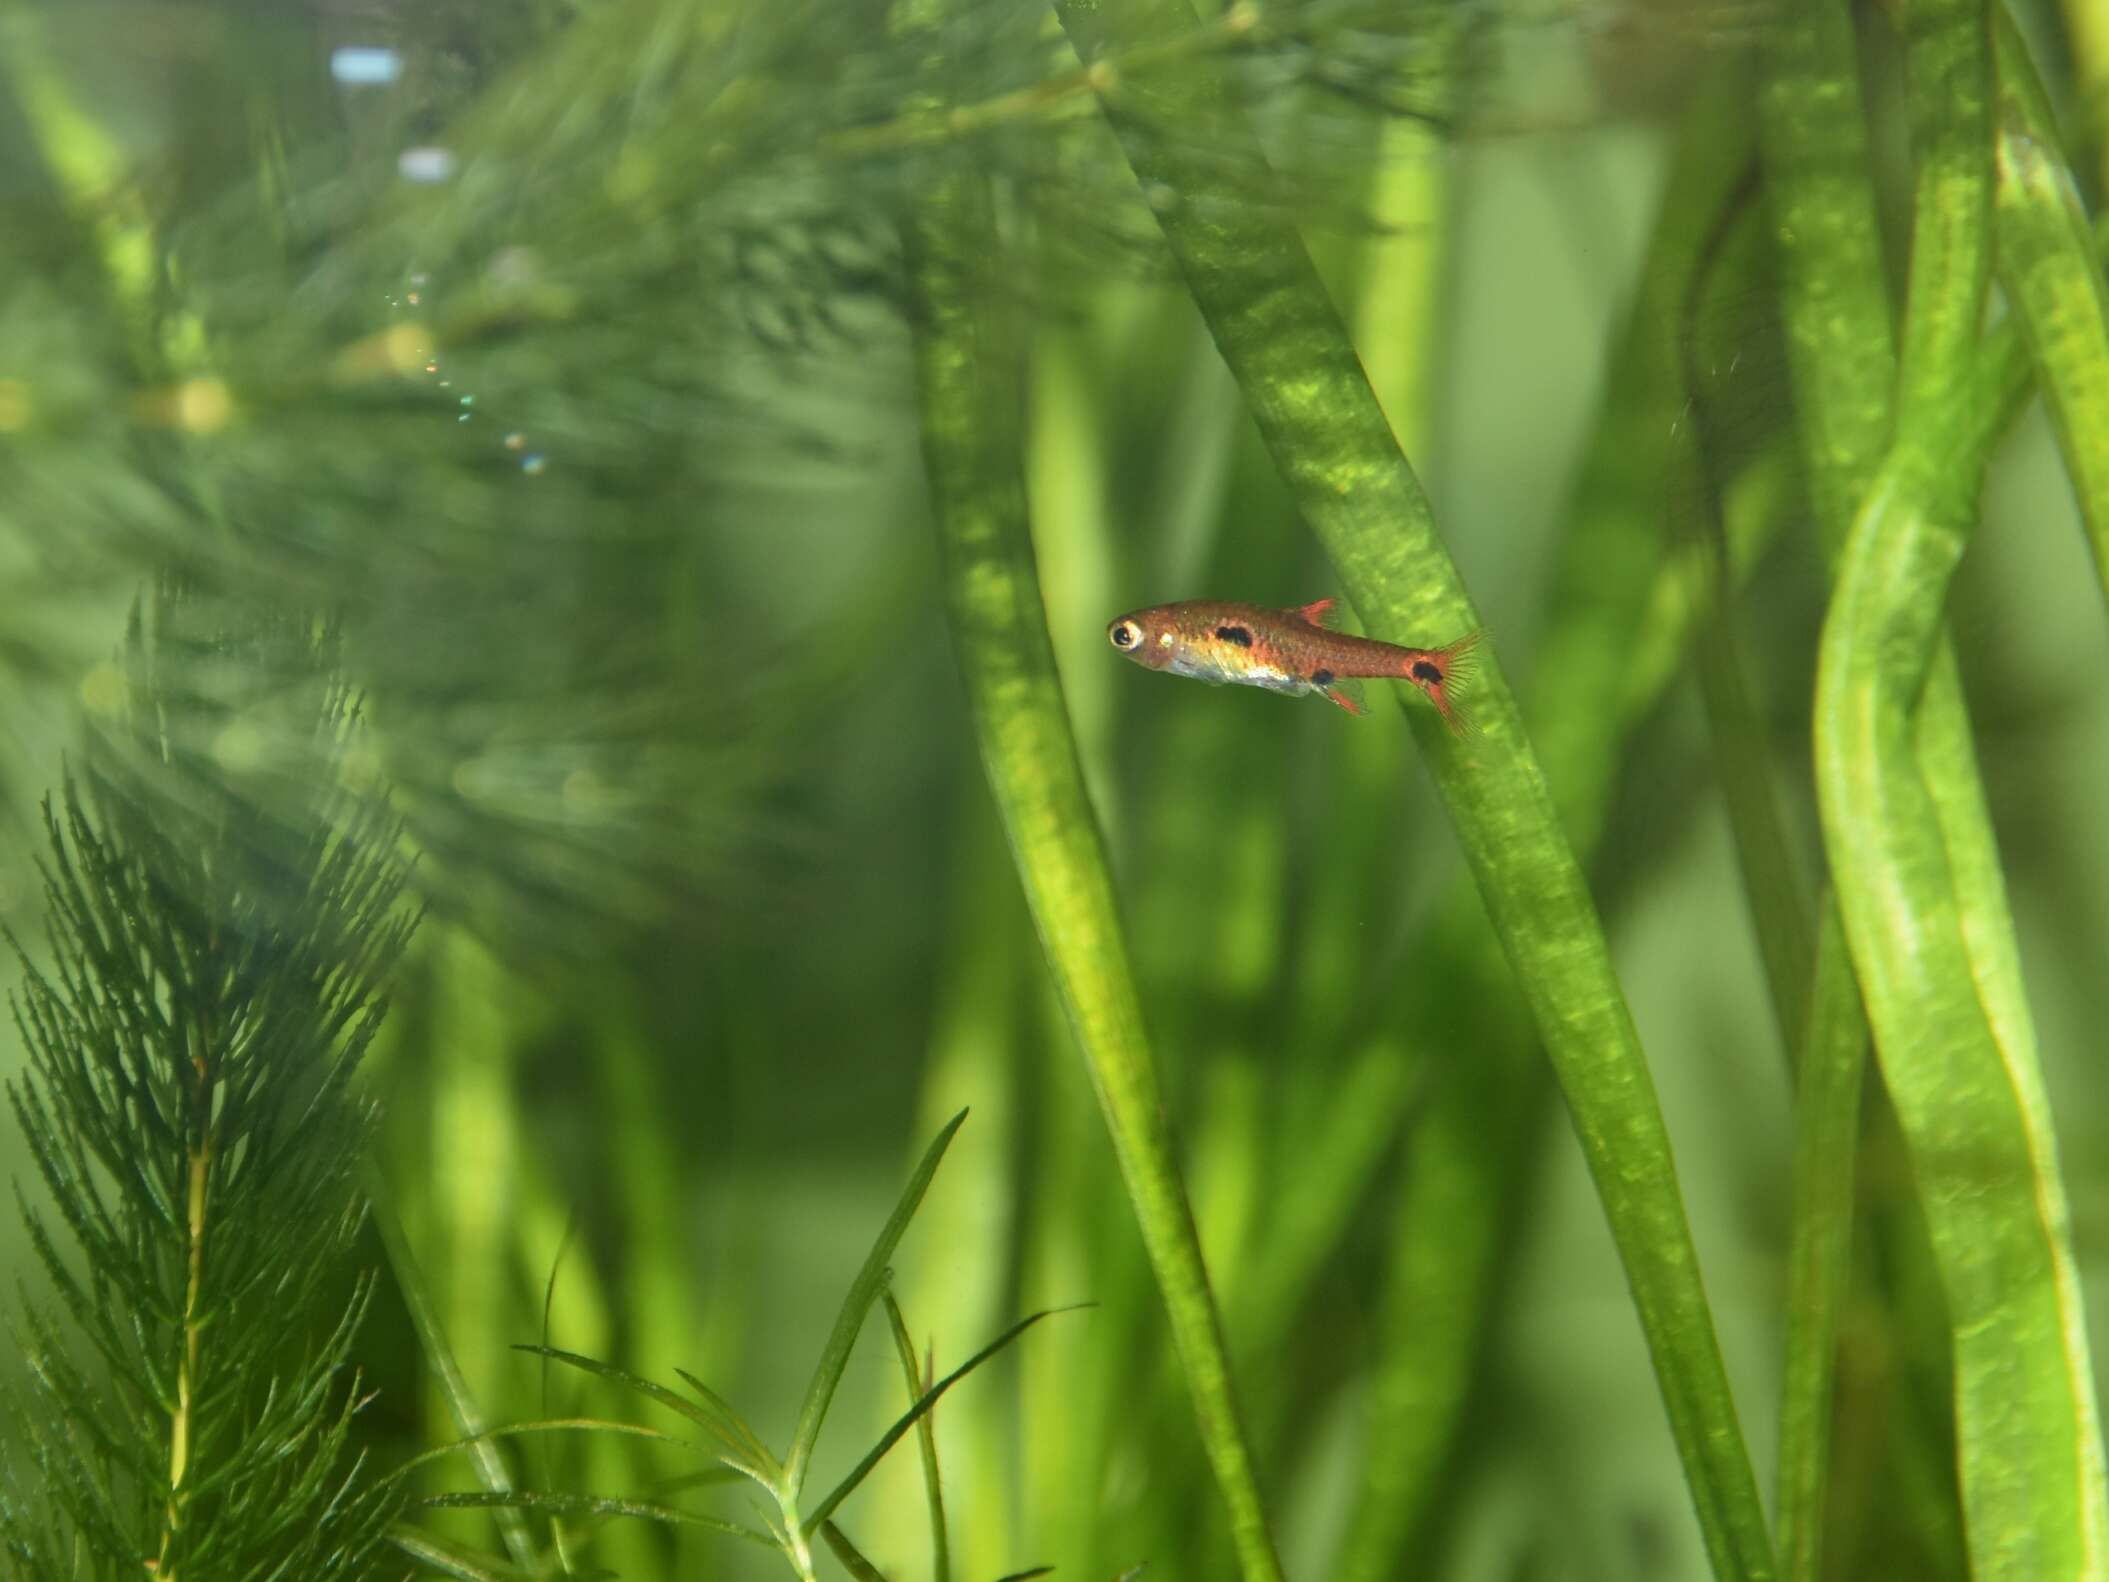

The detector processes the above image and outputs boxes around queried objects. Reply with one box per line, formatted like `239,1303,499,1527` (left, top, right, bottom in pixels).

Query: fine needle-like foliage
1,591,416,1580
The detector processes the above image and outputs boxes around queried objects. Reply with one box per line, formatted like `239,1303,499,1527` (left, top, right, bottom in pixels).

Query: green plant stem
907,165,1284,1581
1052,5,1774,1578
158,1136,209,1579
1810,0,2109,1571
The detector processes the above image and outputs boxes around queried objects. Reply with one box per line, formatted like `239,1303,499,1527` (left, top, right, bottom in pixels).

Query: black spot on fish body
1215,625,1253,647
1412,659,1442,683
1311,668,1334,687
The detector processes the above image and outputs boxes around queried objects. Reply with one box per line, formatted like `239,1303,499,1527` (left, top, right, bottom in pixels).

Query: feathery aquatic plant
2,594,416,1579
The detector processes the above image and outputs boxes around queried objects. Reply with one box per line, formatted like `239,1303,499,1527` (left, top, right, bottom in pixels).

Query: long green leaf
820,1522,892,1582
1663,131,1882,1582
1772,911,1867,1582
1676,164,1816,1055
890,791,1029,1575
803,1306,1071,1537
389,1526,531,1582
420,1491,771,1548
392,1421,679,1484
785,1107,968,1497
1810,0,2109,1571
883,1293,950,1582
1992,13,2109,609
908,161,1284,1580
1332,86,1763,1582
1050,4,1774,1578
1756,0,1896,541
512,1345,776,1481
373,1188,541,1574
1337,85,1778,1579
1753,0,2049,1571
673,1368,775,1474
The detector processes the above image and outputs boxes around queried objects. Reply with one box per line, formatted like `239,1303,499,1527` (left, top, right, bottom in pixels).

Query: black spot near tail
1311,668,1334,687
1216,625,1253,647
1408,633,1480,737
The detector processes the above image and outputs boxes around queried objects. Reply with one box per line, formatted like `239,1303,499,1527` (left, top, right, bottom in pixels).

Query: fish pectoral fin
1322,679,1366,715
1294,597,1339,629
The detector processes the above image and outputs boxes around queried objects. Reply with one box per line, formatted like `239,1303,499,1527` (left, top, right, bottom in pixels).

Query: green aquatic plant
908,158,1285,1581
5,0,2109,1578
1,597,415,1580
1046,2,1777,1578
1804,3,2109,1574
394,1111,1071,1581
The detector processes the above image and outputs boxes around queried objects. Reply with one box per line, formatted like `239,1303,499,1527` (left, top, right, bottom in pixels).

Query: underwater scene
5,0,2109,1578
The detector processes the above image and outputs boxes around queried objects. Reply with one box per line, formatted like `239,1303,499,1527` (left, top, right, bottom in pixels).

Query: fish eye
1110,621,1139,649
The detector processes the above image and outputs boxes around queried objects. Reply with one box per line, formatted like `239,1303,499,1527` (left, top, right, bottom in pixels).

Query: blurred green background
5,0,2109,1578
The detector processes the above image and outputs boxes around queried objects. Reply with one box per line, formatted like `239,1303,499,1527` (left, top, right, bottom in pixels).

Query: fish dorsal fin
1294,597,1337,628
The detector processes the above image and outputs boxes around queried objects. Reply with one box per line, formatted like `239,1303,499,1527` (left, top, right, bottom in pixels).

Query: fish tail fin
1401,630,1480,737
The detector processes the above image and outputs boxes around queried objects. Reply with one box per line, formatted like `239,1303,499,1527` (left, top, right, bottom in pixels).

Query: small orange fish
1106,597,1478,734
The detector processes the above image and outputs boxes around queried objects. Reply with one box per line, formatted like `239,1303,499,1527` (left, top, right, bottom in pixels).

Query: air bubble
503,432,525,450
521,453,547,476
398,147,459,183
330,47,402,86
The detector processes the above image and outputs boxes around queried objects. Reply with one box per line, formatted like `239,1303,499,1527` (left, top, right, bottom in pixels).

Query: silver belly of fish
1169,651,1304,694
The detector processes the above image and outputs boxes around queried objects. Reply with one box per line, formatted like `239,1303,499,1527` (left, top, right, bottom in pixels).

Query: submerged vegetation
5,0,2109,1577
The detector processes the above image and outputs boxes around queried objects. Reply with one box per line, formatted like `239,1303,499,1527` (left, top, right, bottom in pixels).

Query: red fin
1402,631,1481,738
1294,598,1337,629
1325,685,1365,716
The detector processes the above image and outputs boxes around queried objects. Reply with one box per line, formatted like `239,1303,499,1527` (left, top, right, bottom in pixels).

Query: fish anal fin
1294,598,1338,629
1323,679,1366,715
